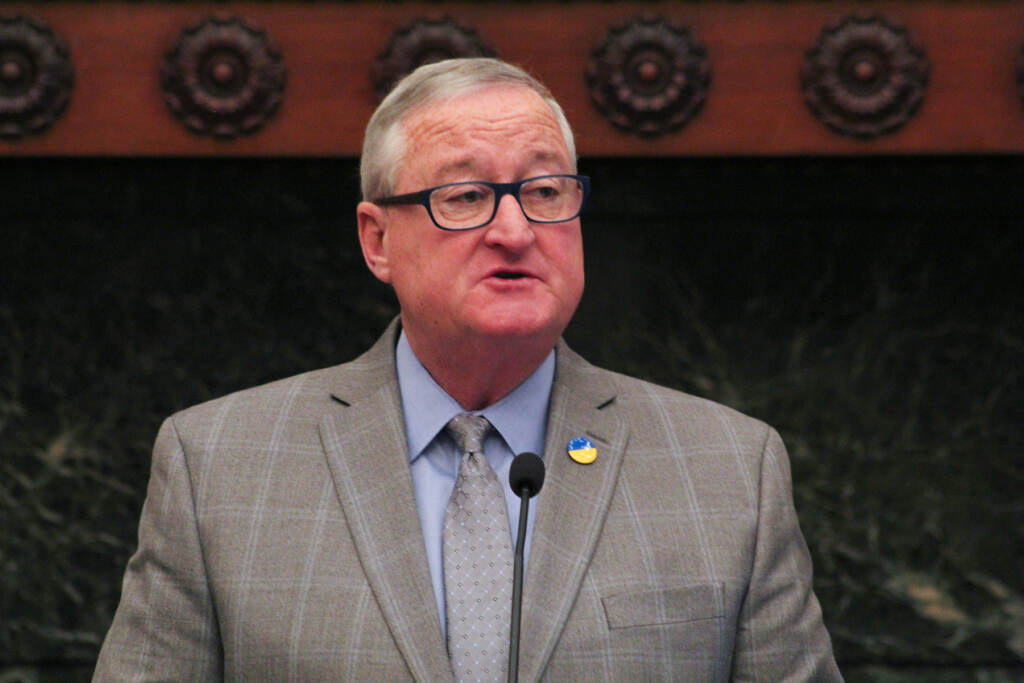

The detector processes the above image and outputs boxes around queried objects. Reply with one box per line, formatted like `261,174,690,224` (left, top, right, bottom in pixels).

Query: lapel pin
567,436,597,464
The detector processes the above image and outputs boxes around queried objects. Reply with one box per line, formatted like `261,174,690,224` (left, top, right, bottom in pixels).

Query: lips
485,267,538,281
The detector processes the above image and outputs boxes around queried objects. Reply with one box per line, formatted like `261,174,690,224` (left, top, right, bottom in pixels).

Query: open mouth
494,271,527,280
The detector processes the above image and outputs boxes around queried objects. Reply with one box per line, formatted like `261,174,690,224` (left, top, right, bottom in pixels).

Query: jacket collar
318,321,628,681
518,340,628,681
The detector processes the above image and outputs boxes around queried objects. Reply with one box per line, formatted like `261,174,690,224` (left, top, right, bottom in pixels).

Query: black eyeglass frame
371,174,591,231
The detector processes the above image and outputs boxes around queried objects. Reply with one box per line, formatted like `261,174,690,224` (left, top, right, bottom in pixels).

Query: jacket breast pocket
601,583,725,629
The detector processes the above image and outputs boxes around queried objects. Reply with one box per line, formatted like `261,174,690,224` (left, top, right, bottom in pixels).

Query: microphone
508,452,545,682
509,451,545,499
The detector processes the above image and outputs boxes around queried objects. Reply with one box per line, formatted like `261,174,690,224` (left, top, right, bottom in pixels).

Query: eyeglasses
371,174,590,231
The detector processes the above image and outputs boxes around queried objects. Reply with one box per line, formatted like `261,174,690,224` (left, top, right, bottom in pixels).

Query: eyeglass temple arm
371,190,427,206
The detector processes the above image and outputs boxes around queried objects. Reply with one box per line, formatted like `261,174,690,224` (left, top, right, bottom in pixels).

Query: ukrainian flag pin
567,436,598,464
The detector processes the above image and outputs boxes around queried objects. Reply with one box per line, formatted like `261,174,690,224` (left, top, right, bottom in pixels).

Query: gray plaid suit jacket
95,320,841,681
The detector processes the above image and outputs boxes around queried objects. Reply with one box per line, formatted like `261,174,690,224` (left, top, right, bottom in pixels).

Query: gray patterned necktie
443,414,513,683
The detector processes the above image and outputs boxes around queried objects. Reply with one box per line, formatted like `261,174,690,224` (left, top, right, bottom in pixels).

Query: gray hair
359,58,577,201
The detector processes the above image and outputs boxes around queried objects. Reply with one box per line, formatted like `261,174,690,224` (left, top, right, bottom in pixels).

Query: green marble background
1,157,1021,681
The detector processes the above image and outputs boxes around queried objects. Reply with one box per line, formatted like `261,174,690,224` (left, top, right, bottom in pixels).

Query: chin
470,310,568,344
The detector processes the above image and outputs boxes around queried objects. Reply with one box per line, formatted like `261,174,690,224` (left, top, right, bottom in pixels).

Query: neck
404,327,554,411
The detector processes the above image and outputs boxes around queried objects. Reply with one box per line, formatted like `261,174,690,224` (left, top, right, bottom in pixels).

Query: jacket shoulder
562,348,776,452
172,365,338,424
169,323,399,434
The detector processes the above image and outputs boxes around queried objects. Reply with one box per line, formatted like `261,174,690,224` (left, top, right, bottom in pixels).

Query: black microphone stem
507,452,544,683
508,485,531,683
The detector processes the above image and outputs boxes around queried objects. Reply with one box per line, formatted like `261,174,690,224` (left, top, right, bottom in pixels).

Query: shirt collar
395,330,554,461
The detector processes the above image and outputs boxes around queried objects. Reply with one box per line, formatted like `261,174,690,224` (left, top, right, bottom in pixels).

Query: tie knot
445,413,492,455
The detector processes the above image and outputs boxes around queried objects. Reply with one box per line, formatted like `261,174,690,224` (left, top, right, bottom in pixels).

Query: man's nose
483,194,535,250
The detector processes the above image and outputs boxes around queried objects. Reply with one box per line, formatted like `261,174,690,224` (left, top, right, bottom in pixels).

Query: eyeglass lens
429,176,584,229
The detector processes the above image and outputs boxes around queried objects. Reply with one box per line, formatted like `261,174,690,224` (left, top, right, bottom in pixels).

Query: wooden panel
2,1,1024,156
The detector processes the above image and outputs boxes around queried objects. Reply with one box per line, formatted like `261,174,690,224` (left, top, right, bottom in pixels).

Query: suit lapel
317,322,453,682
315,326,626,682
519,342,629,682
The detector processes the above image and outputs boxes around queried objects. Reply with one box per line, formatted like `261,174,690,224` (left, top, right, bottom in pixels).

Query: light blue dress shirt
395,330,553,636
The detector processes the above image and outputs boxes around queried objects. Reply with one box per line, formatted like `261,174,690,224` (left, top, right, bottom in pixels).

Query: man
95,58,841,681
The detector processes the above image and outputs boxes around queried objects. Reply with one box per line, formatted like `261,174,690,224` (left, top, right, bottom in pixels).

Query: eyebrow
435,158,476,180
435,151,564,181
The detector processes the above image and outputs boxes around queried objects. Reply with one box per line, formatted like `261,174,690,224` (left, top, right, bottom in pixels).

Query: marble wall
1,157,1021,681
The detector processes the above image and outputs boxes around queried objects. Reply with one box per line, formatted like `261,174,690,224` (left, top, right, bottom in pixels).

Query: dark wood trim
2,2,1023,156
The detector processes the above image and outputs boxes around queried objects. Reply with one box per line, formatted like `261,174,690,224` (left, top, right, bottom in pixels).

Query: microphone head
509,452,545,499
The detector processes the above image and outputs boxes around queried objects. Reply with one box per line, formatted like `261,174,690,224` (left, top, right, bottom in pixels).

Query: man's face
358,85,585,354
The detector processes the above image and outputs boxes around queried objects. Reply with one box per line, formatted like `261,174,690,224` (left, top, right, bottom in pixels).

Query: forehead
398,85,570,184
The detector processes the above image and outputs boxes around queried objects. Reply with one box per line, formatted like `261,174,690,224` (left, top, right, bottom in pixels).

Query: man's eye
437,186,489,205
451,190,484,204
526,185,561,200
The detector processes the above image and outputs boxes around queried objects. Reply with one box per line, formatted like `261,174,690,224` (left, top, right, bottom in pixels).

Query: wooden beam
2,2,1023,156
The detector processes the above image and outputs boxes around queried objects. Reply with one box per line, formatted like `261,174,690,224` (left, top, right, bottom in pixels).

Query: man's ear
357,201,392,283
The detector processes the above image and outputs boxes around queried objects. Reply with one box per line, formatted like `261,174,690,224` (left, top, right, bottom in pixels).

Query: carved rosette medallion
586,16,710,137
161,16,286,139
802,15,929,139
0,15,74,141
373,17,495,100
